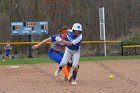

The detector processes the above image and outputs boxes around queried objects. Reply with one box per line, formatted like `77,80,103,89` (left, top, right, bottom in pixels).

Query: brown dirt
0,60,140,93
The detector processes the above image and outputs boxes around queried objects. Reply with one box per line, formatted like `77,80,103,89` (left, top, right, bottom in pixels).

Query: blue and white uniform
48,34,66,64
4,44,12,56
60,30,82,68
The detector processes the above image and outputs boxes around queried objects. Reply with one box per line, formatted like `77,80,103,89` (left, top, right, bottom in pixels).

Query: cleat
55,69,60,77
72,79,77,85
68,74,72,82
63,77,68,81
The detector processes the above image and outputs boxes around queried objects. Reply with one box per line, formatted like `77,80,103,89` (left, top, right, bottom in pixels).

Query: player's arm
61,39,73,46
10,45,12,50
32,37,51,49
4,45,6,50
55,36,73,45
56,35,82,46
10,47,12,50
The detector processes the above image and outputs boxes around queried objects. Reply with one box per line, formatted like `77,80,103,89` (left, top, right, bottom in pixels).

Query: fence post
22,44,23,59
134,47,137,55
121,41,123,56
28,35,33,58
98,43,100,56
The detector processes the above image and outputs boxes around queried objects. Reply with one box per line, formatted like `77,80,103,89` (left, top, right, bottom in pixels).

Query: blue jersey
50,34,65,51
66,30,82,50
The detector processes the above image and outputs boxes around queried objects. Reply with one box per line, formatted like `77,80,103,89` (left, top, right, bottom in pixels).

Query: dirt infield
0,60,140,93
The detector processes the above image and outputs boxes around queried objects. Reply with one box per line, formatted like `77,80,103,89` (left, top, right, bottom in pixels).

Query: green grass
0,57,53,65
1,56,140,65
80,56,140,61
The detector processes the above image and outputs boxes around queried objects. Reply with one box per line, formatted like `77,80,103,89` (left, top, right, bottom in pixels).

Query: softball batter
55,23,82,85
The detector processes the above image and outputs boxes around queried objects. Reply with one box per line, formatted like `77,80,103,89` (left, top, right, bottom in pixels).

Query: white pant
60,47,80,68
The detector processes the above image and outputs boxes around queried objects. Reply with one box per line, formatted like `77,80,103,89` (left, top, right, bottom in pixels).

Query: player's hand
32,45,40,49
55,36,62,42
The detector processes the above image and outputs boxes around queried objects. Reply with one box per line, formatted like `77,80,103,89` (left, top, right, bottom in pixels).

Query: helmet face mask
73,30,81,36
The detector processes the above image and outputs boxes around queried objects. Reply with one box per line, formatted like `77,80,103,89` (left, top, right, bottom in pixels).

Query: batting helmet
72,23,82,32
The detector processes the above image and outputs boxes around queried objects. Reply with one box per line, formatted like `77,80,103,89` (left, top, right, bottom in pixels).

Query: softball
109,75,114,79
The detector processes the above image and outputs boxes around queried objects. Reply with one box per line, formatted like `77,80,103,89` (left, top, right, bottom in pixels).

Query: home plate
9,66,20,68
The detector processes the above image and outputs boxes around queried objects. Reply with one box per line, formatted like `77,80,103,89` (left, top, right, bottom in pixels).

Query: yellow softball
109,75,114,79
